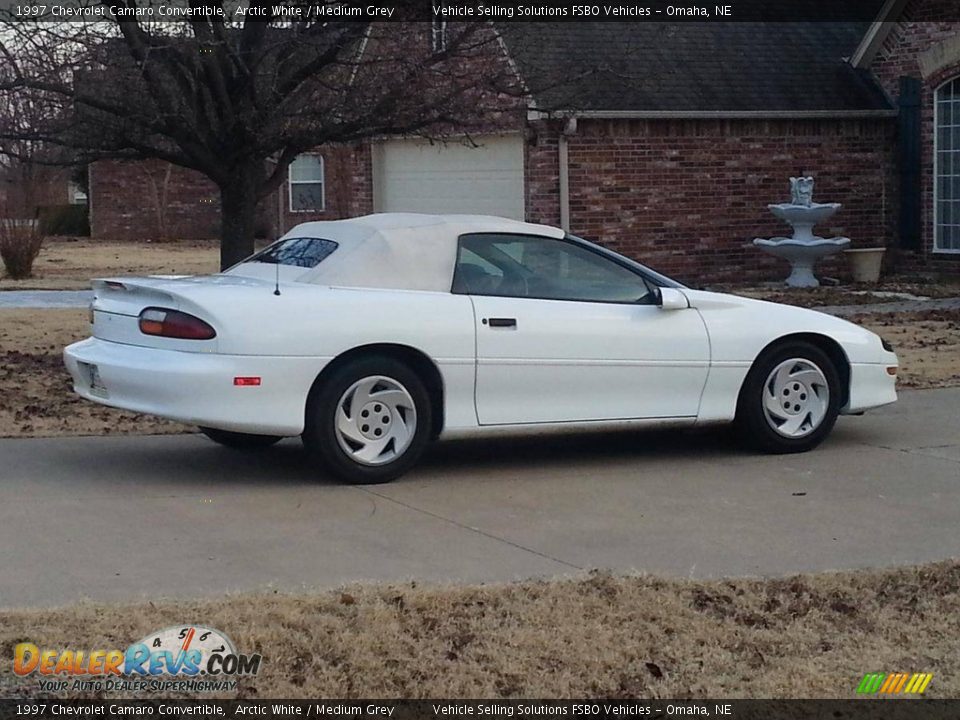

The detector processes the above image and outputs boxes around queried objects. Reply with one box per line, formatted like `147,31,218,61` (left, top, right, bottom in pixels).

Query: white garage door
373,135,525,220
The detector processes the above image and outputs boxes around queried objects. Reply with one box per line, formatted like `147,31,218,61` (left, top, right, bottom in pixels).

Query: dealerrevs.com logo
14,625,262,693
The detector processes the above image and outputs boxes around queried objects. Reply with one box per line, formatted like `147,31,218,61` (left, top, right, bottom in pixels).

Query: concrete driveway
1,387,958,609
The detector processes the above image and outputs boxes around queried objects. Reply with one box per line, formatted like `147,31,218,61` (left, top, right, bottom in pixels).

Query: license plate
80,362,108,398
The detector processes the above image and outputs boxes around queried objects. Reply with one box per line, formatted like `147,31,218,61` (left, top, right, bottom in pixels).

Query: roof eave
850,0,910,68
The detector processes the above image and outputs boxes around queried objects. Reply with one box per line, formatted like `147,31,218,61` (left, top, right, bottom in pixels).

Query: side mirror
656,287,689,311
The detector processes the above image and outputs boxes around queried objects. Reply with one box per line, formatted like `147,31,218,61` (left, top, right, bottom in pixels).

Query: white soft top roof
278,213,565,292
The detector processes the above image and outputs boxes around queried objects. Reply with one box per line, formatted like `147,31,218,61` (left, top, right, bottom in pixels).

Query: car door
453,233,711,425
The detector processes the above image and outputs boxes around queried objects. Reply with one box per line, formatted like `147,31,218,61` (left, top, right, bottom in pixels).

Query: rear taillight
139,308,216,340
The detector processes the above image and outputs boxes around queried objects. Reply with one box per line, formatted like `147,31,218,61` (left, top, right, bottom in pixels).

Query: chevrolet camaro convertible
64,214,898,484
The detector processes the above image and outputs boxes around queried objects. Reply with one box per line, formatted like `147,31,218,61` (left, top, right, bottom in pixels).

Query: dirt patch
876,278,960,299
724,278,960,309
0,238,220,291
0,309,186,437
850,309,960,389
1,561,958,699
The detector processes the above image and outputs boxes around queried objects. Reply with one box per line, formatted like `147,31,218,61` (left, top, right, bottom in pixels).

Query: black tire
199,427,283,449
734,340,842,454
303,355,432,484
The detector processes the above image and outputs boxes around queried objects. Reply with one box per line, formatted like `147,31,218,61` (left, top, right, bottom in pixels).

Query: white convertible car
64,214,898,484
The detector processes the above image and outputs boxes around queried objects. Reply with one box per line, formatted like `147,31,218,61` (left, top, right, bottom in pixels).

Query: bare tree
0,7,556,269
0,61,69,277
139,161,175,241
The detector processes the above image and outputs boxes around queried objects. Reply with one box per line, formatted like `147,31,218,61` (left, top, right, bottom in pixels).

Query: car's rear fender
305,343,447,440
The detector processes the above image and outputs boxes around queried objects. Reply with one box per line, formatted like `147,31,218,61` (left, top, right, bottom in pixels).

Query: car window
246,237,338,268
454,233,652,303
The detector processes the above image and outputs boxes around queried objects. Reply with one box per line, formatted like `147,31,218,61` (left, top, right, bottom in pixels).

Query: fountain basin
753,237,850,288
768,203,841,227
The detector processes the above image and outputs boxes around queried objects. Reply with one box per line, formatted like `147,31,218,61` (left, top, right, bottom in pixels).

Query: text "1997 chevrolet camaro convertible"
65,213,898,483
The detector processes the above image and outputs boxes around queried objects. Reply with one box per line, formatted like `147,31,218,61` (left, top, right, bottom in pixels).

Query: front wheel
303,356,432,484
199,427,284,449
735,341,841,453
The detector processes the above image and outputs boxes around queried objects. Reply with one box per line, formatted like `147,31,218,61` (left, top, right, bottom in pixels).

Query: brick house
88,7,960,283
851,0,960,275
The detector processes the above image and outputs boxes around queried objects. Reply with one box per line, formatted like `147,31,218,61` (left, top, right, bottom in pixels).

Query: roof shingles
499,21,893,114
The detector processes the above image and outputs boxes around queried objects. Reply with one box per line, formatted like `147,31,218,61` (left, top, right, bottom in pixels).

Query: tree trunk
218,168,260,270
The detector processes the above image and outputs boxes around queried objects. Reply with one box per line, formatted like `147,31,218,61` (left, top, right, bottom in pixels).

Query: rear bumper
842,361,898,414
64,338,329,436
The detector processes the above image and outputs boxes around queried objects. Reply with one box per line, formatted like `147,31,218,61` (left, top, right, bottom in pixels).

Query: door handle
486,317,517,328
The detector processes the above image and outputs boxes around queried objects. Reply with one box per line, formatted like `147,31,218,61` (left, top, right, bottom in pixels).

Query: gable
856,0,960,74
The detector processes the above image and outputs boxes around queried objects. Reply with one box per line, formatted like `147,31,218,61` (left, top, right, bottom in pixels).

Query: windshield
246,237,339,269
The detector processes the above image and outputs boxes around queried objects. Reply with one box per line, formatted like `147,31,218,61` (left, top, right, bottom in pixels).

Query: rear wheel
735,341,841,453
199,427,283,449
303,356,432,484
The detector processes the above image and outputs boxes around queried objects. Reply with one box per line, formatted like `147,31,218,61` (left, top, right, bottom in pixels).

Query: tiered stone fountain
753,177,850,288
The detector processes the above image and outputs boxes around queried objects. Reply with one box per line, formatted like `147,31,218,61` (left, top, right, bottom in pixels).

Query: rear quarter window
247,237,338,268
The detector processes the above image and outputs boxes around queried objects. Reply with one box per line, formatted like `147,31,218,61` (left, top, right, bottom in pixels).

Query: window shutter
898,76,922,250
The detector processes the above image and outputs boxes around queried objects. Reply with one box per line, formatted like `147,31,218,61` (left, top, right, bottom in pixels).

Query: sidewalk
818,296,960,317
0,290,93,308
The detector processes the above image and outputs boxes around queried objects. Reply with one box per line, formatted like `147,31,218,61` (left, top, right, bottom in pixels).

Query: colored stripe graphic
858,672,933,694
904,674,920,693
857,673,885,694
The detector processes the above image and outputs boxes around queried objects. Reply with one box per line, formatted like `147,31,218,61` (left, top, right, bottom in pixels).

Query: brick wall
90,159,222,241
525,124,562,228
90,145,372,242
93,115,898,286
869,1,960,274
527,117,896,285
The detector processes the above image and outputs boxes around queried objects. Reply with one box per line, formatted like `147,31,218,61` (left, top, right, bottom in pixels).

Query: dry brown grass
852,309,960,389
1,562,958,699
0,238,217,435
0,308,185,437
0,238,219,291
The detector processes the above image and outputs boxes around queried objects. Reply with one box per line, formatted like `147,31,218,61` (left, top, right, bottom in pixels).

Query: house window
288,154,324,212
431,18,447,53
935,76,960,252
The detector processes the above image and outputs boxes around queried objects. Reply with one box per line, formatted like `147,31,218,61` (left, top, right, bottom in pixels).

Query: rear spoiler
92,278,182,316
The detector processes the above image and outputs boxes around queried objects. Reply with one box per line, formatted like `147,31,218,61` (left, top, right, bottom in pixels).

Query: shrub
37,204,90,236
0,220,44,279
